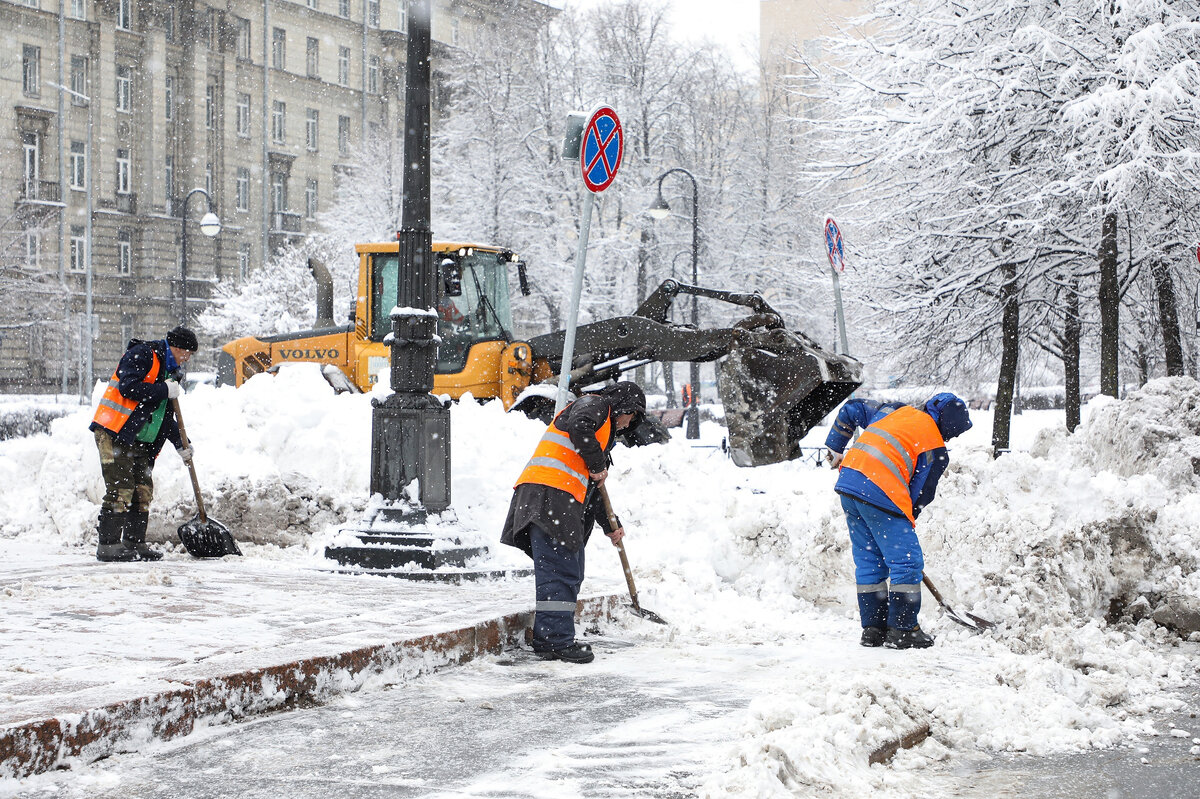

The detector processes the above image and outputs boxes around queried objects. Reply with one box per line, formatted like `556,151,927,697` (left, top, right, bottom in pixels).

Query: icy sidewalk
0,544,623,778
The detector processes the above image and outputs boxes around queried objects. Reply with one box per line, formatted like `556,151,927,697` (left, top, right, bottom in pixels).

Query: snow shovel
598,485,667,625
923,575,995,631
171,398,241,559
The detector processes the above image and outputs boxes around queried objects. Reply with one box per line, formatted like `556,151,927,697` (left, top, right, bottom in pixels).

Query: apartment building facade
0,0,553,393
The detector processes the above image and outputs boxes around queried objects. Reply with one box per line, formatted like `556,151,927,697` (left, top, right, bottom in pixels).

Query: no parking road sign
580,105,623,193
825,217,845,273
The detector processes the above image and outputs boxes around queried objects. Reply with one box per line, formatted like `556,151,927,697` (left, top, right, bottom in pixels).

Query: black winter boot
884,626,935,650
535,643,595,664
96,510,138,562
860,626,886,648
122,512,163,561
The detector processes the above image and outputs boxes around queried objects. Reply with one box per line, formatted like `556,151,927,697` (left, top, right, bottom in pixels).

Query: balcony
116,192,137,214
18,180,62,205
271,211,302,234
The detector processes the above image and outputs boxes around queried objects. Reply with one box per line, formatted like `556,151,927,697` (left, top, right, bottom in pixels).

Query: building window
116,148,131,195
337,46,350,87
70,227,87,273
117,230,132,275
117,0,132,31
399,5,407,33
70,0,85,19
270,172,287,213
236,17,251,60
305,178,318,219
307,0,318,8
164,74,174,120
236,93,251,137
164,6,175,41
70,56,87,104
272,28,286,70
239,244,251,279
23,133,40,197
236,167,249,211
306,108,319,150
367,0,379,27
70,141,87,190
25,230,41,266
338,115,350,156
22,45,40,96
451,18,460,47
205,162,212,196
338,0,349,18
368,56,379,94
306,37,319,78
116,65,132,112
272,101,286,143
205,85,216,130
165,155,174,200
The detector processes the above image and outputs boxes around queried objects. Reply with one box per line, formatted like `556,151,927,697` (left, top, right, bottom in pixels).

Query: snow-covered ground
1,368,1198,795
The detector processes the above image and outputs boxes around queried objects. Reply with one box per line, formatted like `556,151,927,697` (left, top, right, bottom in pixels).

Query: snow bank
2,372,1198,795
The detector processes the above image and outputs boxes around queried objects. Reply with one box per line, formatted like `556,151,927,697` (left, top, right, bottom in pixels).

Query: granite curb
0,594,622,779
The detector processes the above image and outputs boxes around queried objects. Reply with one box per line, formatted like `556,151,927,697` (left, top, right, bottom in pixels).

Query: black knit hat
166,326,199,352
598,381,646,416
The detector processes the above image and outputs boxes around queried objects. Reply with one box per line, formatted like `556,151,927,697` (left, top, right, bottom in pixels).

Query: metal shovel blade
178,515,242,559
627,602,668,626
923,575,996,631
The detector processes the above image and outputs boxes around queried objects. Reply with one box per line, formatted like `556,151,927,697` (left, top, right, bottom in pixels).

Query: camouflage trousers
94,429,155,514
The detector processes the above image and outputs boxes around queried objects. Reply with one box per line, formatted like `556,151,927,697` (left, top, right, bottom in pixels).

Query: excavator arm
517,279,862,467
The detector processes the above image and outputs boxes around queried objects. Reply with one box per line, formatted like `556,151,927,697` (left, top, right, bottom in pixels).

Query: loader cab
364,244,519,374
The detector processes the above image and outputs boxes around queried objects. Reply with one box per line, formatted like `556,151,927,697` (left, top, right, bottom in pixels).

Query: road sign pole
831,266,849,356
556,191,595,414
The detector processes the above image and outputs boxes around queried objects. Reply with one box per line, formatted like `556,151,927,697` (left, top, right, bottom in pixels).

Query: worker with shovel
826,393,972,649
502,382,646,664
89,326,199,562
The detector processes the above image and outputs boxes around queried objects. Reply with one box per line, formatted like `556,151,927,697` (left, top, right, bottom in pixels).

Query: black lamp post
180,187,221,325
648,167,700,439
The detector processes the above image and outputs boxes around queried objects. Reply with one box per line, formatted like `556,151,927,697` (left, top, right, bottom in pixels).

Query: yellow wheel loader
217,239,863,467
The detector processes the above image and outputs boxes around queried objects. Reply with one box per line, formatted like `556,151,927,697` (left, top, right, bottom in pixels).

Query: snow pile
2,372,1199,794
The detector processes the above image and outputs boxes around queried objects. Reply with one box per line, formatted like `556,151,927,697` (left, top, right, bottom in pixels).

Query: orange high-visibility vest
840,405,944,524
92,350,162,435
514,410,613,503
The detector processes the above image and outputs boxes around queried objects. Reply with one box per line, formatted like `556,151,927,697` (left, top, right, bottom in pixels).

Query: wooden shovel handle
171,397,207,523
598,485,642,612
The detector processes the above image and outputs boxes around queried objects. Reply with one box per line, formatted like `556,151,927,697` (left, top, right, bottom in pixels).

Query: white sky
562,0,761,66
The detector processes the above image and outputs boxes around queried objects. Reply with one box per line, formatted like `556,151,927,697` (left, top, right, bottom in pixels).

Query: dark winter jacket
89,339,183,455
501,393,621,555
831,393,971,522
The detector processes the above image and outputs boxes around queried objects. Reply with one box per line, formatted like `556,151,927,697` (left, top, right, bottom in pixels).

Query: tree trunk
1149,257,1184,376
992,262,1019,456
1098,210,1120,396
1064,278,1081,433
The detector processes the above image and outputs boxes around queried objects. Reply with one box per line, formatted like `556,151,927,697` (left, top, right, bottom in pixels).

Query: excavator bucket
717,334,862,467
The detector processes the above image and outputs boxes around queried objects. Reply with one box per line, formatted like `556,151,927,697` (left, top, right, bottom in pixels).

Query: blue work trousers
530,523,585,651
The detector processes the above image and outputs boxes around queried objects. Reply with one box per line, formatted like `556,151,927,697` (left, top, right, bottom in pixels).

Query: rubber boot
535,643,595,664
857,586,888,647
96,510,138,562
885,588,933,649
122,511,163,561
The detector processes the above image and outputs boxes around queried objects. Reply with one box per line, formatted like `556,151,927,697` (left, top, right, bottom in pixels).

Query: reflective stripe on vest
91,351,162,434
840,405,943,524
514,410,613,503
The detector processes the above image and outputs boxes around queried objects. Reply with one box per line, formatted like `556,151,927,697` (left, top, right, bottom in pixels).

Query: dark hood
924,392,972,440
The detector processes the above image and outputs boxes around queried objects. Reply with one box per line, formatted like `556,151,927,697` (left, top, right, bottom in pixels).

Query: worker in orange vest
501,382,646,663
826,393,972,649
89,326,199,561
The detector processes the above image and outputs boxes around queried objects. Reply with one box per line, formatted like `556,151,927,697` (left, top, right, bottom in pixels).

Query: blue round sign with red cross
580,105,623,193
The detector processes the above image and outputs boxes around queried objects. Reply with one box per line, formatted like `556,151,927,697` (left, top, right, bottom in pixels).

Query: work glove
166,380,182,399
826,449,844,469
176,445,194,462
